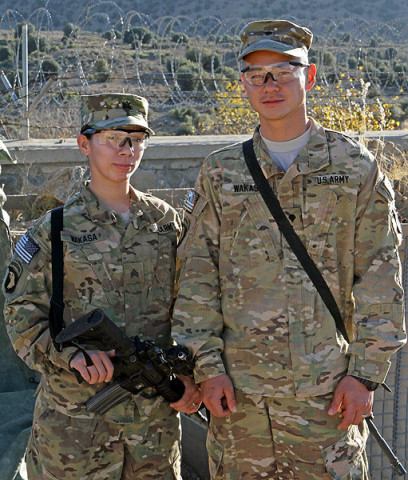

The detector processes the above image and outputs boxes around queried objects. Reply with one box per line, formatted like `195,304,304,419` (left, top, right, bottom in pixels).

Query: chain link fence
367,225,408,479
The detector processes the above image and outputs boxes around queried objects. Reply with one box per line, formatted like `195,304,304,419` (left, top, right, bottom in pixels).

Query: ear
77,134,91,156
305,64,316,92
241,74,249,96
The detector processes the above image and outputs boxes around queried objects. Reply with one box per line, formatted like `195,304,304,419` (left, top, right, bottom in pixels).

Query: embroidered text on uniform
70,233,100,244
315,175,350,185
233,184,259,193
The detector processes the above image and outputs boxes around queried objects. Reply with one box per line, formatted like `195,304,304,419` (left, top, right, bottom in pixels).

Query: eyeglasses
240,61,308,86
92,131,148,151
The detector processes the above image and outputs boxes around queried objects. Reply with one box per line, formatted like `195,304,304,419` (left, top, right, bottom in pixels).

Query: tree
27,36,46,54
171,32,189,44
323,52,335,66
14,22,35,39
123,27,153,45
41,58,59,79
348,57,357,69
102,31,114,41
186,48,221,73
94,58,109,82
63,23,77,39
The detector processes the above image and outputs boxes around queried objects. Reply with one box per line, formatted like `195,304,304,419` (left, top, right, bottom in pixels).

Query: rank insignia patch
184,189,198,214
15,233,40,264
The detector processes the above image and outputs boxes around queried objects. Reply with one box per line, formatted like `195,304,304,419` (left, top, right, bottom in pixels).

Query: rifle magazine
86,383,132,415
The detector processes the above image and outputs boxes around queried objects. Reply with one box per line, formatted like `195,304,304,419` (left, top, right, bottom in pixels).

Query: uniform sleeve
0,202,13,262
2,224,77,375
172,161,226,384
347,161,406,383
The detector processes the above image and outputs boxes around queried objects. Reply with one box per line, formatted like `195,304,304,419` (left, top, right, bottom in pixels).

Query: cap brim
238,38,308,62
92,115,154,135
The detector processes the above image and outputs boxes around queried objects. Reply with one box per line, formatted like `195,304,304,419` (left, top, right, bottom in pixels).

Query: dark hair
80,126,98,138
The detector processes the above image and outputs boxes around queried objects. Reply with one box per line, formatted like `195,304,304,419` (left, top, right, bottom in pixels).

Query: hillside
0,0,407,27
0,0,407,139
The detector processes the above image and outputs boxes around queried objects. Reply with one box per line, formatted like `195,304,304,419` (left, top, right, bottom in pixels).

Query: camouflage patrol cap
80,93,154,135
238,19,313,63
0,138,15,163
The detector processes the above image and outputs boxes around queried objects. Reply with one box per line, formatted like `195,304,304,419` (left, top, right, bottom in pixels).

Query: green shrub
63,23,77,39
124,27,153,45
41,57,59,78
102,31,114,41
171,32,189,44
0,46,12,62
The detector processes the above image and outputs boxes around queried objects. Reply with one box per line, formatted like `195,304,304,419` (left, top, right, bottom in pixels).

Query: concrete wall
1,130,408,198
0,135,251,196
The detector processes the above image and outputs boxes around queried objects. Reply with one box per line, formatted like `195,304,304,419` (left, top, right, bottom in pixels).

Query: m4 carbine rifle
55,308,194,415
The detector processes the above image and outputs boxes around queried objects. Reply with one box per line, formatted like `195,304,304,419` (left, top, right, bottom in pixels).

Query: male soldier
172,20,406,479
0,140,36,480
3,94,201,480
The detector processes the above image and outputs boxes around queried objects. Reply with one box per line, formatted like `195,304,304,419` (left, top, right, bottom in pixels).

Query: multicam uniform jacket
3,184,181,422
173,118,406,398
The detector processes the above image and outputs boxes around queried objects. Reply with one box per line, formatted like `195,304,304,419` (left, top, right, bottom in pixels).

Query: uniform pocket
308,189,338,260
206,427,224,478
322,425,366,479
235,195,280,262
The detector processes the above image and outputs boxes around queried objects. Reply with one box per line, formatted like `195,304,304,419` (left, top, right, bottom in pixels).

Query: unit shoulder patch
4,260,23,294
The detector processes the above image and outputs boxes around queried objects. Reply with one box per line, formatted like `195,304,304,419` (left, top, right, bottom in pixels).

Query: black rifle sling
49,206,65,349
242,138,350,343
242,139,408,475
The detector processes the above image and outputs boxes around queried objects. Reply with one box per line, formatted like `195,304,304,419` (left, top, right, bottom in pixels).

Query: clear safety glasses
93,131,149,151
240,61,309,86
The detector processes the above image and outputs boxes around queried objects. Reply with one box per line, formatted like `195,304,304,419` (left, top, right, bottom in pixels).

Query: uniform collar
253,118,331,179
80,184,165,228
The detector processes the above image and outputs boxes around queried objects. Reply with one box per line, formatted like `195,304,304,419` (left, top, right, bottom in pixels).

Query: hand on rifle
170,374,202,414
70,349,116,384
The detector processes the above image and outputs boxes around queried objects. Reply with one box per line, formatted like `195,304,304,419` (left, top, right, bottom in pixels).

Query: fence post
21,23,29,140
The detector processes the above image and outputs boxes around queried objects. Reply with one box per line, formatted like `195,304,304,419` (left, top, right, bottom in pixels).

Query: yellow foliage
208,79,399,135
309,79,398,133
197,81,257,135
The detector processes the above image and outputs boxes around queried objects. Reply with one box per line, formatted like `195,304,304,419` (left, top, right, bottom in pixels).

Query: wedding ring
362,413,369,418
192,403,198,408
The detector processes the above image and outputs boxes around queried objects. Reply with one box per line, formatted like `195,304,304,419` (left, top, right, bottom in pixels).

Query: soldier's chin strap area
49,206,65,351
242,138,407,477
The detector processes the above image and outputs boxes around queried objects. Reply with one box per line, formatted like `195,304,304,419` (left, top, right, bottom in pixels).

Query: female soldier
3,94,201,480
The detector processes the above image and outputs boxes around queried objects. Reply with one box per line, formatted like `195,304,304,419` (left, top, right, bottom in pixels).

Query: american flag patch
184,189,198,214
15,234,40,265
